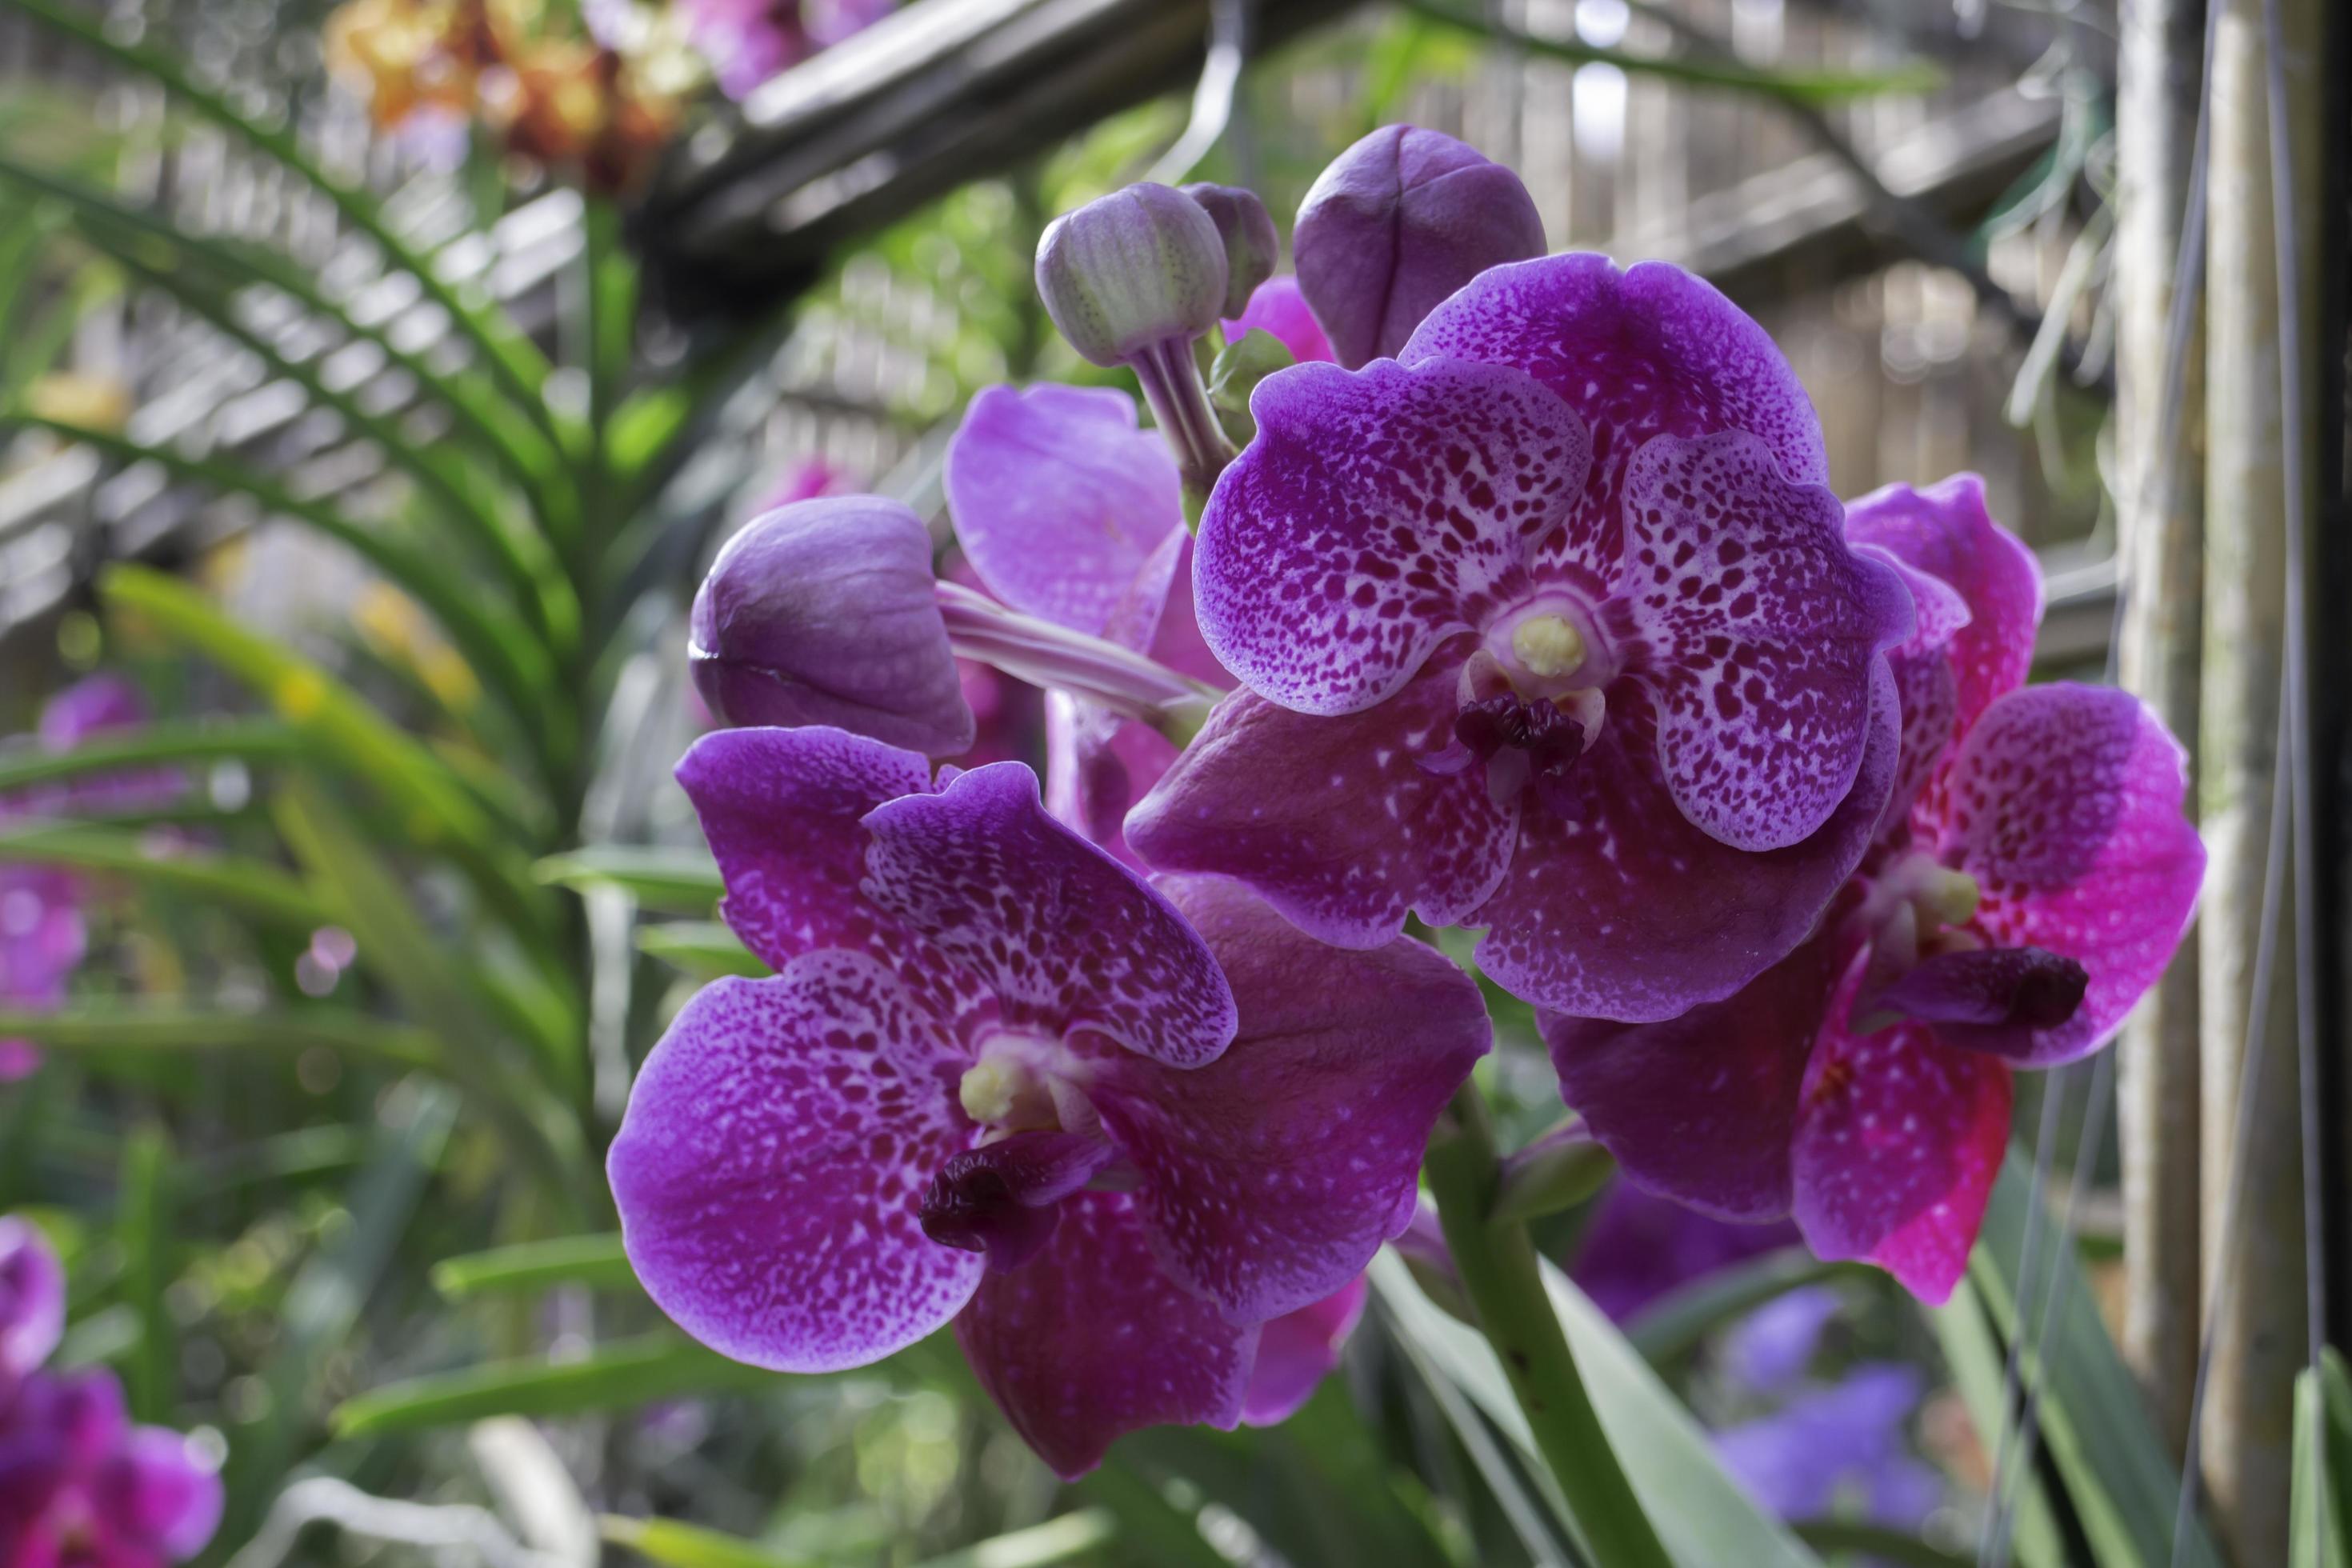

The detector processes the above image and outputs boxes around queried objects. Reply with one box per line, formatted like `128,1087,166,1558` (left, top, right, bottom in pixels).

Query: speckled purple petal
93,1427,223,1559
956,1190,1257,1479
675,726,934,971
1843,474,2041,752
1242,1275,1367,1426
0,1218,64,1385
1045,695,1177,872
1223,275,1336,366
1474,663,1895,1022
607,959,981,1373
1545,925,1843,1220
1197,358,1590,715
946,383,1185,638
1850,546,1968,830
1623,430,1913,850
1791,984,2013,1304
1930,683,2203,1066
1124,653,1517,948
860,762,1236,1067
1087,876,1487,1322
1403,255,1829,595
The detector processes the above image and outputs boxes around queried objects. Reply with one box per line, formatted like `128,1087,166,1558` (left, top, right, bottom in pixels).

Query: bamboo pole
2114,0,2206,1466
2196,0,2322,1557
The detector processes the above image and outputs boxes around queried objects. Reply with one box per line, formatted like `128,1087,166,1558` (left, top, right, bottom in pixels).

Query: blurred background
0,0,2340,1564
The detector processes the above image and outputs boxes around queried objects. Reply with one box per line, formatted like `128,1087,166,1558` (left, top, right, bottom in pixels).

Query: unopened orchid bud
1182,182,1278,319
1034,182,1230,369
1293,125,1546,367
689,497,976,757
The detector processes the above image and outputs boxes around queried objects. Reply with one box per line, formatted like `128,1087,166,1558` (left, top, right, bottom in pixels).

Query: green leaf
332,1332,771,1437
636,922,766,979
598,1516,821,1568
2290,1349,2350,1568
1402,1,1942,106
432,1234,637,1301
102,566,560,955
1370,1250,1826,1568
537,846,723,914
6,0,568,450
274,778,588,1199
914,1512,1119,1568
0,818,326,930
0,718,306,794
1966,1160,2225,1568
82,233,577,654
115,1125,173,1422
1074,1462,1232,1568
0,1004,442,1075
1924,1268,2066,1568
1626,1247,1865,1367
1790,1521,1974,1568
0,154,568,522
18,412,567,772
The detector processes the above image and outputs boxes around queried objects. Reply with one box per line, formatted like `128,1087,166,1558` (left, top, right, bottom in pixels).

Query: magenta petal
1475,665,1896,1021
38,674,146,750
956,1191,1257,1479
1545,927,1843,1221
1242,1275,1367,1426
1843,474,2041,747
860,763,1237,1067
1404,254,1830,490
1197,358,1590,716
946,383,1186,638
1088,877,1488,1322
1125,656,1518,948
1223,275,1336,366
94,1428,223,1559
918,1131,1115,1271
1624,430,1913,850
1044,694,1178,871
1793,1002,2012,1305
0,1219,64,1385
606,960,982,1373
676,726,934,970
1933,683,2204,1066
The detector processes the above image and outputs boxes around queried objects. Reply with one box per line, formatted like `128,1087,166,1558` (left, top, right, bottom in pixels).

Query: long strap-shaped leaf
0,718,306,793
0,156,582,542
6,0,571,461
22,414,573,786
101,566,563,962
0,818,328,930
0,1003,443,1076
86,229,579,654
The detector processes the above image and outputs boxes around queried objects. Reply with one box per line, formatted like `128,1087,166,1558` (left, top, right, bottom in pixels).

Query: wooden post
2114,0,2205,1466
2197,0,2323,1558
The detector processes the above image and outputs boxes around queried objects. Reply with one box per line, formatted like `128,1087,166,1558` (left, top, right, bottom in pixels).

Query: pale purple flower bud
690,497,976,758
1293,125,1547,367
1034,183,1230,368
1182,182,1279,319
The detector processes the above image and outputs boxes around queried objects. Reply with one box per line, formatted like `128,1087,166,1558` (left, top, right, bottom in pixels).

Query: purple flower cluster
618,126,2202,1474
677,0,894,101
0,1220,222,1566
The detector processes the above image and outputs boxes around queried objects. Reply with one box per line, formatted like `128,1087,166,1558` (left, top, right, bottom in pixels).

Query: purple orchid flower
606,726,1488,1477
2,676,172,1080
0,1222,221,1567
1129,254,1915,1022
1242,1274,1367,1426
1548,477,2204,1300
0,1221,63,1395
945,382,1232,870
0,1370,223,1567
1714,1364,1943,1534
1224,275,1336,367
680,0,894,101
1572,1181,1796,1324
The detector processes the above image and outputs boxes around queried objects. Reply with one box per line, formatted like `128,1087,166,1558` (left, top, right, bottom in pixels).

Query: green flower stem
1423,1082,1675,1568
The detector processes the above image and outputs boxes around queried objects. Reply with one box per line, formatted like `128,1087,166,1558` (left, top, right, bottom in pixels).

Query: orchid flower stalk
933,581,1222,740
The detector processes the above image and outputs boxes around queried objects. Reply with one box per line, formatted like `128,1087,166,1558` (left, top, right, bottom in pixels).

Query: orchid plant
626,123,2203,1560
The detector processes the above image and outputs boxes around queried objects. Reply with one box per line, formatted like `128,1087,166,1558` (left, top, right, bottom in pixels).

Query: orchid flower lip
959,1027,1094,1139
